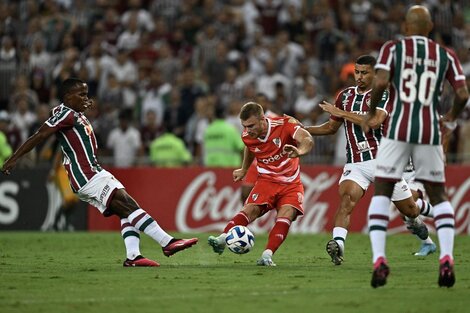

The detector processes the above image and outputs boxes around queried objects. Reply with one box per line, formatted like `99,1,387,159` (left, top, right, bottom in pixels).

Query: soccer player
362,6,469,288
305,55,434,266
208,102,314,266
1,78,198,267
240,93,279,203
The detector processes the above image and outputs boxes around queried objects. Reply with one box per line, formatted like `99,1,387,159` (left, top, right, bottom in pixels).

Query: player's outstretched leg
438,255,455,287
257,249,276,266
404,216,429,240
414,242,437,256
208,234,227,255
326,239,344,265
371,257,390,288
162,238,199,257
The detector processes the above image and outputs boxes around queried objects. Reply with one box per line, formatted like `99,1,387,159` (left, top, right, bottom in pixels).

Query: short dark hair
59,78,84,102
355,55,376,66
239,102,264,121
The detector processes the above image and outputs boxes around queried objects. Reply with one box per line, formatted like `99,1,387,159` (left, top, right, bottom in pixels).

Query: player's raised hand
319,101,340,116
233,168,247,182
283,144,300,158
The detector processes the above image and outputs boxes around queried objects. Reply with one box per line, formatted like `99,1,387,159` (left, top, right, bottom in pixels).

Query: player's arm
233,147,255,182
363,69,389,132
284,127,314,158
318,101,365,125
1,124,56,175
304,118,342,136
442,85,469,126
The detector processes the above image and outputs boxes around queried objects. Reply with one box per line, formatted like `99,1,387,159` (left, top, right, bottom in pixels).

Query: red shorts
245,179,304,215
242,160,258,186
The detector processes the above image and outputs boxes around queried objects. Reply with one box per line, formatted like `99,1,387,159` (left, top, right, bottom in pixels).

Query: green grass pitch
1,232,469,313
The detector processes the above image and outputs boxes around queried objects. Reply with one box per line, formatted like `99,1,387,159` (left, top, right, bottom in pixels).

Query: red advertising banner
88,165,470,234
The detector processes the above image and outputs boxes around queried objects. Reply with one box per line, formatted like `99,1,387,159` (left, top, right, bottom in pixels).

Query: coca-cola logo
175,170,470,234
175,170,339,233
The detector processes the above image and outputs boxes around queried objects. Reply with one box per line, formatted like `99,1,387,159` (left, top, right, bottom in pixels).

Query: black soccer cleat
371,257,390,288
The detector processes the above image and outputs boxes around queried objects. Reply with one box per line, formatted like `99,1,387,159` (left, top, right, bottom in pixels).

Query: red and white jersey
46,104,102,192
331,86,389,163
242,116,301,184
376,35,466,145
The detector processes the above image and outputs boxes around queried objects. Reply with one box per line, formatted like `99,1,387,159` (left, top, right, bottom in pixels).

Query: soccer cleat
371,257,390,288
438,256,455,288
256,256,276,267
208,235,226,255
414,242,437,256
405,217,429,240
162,238,198,257
326,239,343,265
123,255,160,267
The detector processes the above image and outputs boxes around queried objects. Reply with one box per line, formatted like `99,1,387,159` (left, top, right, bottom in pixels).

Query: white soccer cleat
208,235,226,255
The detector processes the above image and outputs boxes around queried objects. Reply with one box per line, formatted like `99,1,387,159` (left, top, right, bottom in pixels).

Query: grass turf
1,232,469,313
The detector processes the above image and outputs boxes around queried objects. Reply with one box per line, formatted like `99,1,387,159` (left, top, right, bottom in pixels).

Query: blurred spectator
149,129,192,167
294,80,324,125
9,74,39,111
202,106,244,167
0,110,21,152
139,68,171,126
140,110,164,154
10,97,36,144
0,111,12,167
0,36,17,111
106,109,143,168
107,49,138,108
185,96,214,164
163,88,186,138
155,41,182,85
116,13,141,51
217,67,243,109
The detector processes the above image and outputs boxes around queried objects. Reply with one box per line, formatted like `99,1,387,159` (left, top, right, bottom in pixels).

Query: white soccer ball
225,225,255,254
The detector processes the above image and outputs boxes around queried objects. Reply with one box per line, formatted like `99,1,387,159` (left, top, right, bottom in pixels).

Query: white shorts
77,170,124,213
339,159,412,201
375,138,445,183
402,170,426,196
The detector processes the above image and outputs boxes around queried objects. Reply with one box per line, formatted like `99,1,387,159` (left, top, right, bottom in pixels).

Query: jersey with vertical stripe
242,116,301,184
331,86,389,163
375,35,466,145
45,104,102,192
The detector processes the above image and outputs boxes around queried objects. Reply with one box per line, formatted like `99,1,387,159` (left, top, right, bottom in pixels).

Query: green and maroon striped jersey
45,104,102,192
376,35,466,145
332,86,389,163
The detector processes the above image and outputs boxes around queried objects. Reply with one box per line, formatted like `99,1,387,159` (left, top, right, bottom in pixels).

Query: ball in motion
225,225,255,254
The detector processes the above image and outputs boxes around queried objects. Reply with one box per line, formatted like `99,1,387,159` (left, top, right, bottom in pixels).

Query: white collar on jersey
257,117,271,143
354,86,372,95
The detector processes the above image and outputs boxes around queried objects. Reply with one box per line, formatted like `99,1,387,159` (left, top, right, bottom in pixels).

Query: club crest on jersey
77,115,93,136
252,193,258,201
272,138,281,148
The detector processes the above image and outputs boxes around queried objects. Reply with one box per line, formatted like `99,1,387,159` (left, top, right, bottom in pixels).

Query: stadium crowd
0,0,469,168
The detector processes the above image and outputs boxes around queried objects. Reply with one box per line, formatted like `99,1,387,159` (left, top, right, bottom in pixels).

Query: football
225,225,255,254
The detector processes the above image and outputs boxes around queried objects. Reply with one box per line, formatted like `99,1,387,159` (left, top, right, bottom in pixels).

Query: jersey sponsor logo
260,150,287,164
99,184,111,202
430,170,444,177
272,138,281,148
343,170,351,176
357,141,372,152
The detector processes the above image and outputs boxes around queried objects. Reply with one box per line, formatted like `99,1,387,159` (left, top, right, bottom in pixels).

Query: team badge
273,138,281,148
343,170,351,176
252,193,258,201
254,147,261,152
366,98,371,107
